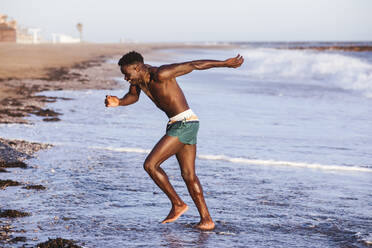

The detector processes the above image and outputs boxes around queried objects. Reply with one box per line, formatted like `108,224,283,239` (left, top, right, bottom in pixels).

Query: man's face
120,64,141,85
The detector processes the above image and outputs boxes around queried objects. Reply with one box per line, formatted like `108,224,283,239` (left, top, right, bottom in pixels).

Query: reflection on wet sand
162,225,212,248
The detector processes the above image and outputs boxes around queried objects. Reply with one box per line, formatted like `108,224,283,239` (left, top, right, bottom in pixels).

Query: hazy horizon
1,0,372,43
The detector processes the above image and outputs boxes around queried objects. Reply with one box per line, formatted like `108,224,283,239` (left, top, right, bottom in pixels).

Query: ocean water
0,44,371,247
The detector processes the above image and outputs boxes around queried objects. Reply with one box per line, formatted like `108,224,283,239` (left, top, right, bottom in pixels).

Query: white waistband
169,109,196,122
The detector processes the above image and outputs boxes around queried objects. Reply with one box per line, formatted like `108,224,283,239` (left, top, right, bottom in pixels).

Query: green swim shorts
166,121,199,145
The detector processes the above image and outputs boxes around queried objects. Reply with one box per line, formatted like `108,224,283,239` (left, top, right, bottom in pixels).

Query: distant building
0,13,38,43
52,33,80,43
0,14,16,42
17,28,38,43
1,13,80,44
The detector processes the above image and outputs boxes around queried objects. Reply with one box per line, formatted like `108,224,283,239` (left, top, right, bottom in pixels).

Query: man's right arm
105,85,141,107
157,54,244,80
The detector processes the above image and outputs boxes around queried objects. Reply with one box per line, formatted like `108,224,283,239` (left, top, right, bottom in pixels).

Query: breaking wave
236,48,372,98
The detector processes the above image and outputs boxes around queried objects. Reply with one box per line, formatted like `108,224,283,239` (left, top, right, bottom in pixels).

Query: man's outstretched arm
157,54,244,80
105,84,141,107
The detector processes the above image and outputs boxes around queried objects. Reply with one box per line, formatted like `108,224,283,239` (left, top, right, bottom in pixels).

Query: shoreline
0,42,234,247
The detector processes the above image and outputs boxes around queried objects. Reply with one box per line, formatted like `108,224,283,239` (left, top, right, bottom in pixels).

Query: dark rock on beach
0,160,27,168
23,184,46,190
36,238,83,248
33,108,61,117
0,179,21,189
0,209,30,218
9,236,27,243
43,117,61,122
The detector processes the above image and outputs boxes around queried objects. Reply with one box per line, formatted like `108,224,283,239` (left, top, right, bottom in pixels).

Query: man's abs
147,79,190,118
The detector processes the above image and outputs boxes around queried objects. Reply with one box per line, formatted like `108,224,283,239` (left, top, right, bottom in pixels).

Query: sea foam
90,146,372,173
197,154,372,173
235,48,372,98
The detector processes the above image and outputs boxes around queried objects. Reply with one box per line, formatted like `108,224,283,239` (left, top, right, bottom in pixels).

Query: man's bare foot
161,204,189,224
195,220,215,231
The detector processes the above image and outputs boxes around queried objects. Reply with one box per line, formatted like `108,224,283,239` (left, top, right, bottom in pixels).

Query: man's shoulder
150,65,174,82
154,64,180,81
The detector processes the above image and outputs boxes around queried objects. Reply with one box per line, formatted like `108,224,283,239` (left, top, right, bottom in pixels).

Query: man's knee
181,170,196,182
143,159,156,174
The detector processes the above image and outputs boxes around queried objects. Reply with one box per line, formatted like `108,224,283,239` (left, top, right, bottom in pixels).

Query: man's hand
225,54,244,68
105,95,120,107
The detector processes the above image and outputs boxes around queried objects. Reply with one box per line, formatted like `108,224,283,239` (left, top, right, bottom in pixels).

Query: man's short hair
118,51,144,66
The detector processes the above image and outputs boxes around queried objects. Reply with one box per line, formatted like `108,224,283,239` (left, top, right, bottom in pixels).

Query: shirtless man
105,51,244,230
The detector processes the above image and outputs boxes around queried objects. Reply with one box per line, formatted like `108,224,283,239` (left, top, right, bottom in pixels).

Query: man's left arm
157,54,244,80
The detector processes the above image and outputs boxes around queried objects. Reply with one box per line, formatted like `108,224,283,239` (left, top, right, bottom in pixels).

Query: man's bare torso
138,66,190,118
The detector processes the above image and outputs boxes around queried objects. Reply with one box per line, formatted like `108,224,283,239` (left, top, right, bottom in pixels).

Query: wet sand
0,42,233,247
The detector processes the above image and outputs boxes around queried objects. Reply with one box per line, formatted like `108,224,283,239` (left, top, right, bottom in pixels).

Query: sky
1,0,372,43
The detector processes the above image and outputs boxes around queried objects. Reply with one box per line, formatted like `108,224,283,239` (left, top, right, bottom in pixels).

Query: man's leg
176,144,215,230
144,135,188,223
